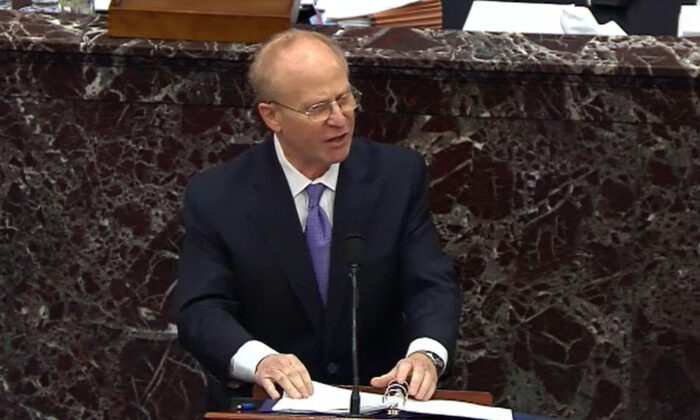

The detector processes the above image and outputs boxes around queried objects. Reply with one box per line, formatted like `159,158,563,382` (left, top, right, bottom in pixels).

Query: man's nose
326,102,349,126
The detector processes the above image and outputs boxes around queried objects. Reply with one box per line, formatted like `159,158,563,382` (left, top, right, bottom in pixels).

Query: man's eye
307,103,330,115
338,94,353,105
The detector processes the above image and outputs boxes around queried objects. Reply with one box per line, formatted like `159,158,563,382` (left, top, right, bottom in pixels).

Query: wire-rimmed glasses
268,87,362,123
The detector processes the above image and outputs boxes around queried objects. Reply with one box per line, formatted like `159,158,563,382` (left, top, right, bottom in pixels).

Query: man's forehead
275,38,336,66
263,37,348,101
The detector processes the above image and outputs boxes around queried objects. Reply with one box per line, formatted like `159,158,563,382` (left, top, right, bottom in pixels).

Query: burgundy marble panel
1,9,699,420
399,116,639,419
0,96,259,419
630,127,700,419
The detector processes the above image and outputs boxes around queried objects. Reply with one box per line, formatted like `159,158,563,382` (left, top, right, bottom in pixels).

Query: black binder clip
382,380,408,416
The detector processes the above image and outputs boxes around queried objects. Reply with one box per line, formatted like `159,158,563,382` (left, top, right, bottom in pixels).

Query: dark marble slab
1,9,698,420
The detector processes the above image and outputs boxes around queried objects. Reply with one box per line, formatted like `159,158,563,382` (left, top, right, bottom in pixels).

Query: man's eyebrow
302,88,352,108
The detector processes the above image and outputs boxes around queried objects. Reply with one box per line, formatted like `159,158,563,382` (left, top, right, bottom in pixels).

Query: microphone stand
345,233,365,416
349,262,360,416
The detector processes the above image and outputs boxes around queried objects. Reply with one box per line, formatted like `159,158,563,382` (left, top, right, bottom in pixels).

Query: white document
678,5,700,37
561,7,626,35
464,1,626,35
319,0,420,19
272,381,513,420
95,0,110,12
272,382,386,414
403,398,514,420
465,1,573,34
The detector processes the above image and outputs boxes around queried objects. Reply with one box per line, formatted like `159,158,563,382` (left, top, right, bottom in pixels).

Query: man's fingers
370,373,393,387
260,377,281,400
394,359,413,384
285,371,312,398
371,356,438,400
399,352,440,400
255,354,314,399
408,364,425,396
272,365,308,399
274,372,304,399
370,366,397,387
300,367,314,396
286,355,313,397
369,376,387,388
413,370,436,401
425,380,438,401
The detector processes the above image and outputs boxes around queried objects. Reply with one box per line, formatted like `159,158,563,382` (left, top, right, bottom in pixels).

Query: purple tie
305,183,331,305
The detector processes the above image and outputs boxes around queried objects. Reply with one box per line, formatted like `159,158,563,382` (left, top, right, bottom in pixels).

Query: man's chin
327,139,352,163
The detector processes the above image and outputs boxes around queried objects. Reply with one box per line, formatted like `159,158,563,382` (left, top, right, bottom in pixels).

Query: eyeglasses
268,87,362,123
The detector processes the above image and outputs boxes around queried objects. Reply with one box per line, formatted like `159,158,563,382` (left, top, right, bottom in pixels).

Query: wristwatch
417,350,445,372
589,0,632,6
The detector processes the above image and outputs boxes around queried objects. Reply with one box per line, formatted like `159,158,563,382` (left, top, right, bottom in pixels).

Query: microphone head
345,233,366,266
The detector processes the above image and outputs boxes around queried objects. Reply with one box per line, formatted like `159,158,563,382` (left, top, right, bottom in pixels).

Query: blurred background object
59,0,93,14
463,1,627,35
315,0,442,28
5,0,697,36
678,3,700,36
23,0,59,13
442,0,696,35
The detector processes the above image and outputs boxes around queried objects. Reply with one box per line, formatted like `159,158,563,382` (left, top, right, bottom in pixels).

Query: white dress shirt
229,135,448,383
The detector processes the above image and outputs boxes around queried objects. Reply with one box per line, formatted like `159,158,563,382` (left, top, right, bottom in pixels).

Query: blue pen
237,403,256,411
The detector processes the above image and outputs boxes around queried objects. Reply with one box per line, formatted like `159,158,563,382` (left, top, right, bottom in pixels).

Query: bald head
248,29,349,103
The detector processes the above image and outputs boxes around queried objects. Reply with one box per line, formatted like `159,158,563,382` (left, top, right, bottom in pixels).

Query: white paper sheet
561,7,626,35
465,1,574,34
678,5,700,37
272,381,514,420
272,382,386,414
404,398,514,420
464,1,626,35
95,0,109,12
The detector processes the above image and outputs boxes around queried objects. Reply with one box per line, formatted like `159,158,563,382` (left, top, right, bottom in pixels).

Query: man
173,29,460,410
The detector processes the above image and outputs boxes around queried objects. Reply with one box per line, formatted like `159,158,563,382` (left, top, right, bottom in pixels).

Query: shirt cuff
406,337,449,376
229,340,278,383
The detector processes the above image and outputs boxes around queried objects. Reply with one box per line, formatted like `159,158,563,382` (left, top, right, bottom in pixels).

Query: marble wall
1,10,699,420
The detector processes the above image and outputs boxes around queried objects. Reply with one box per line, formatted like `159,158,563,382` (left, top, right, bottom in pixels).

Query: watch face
592,0,632,7
424,351,444,368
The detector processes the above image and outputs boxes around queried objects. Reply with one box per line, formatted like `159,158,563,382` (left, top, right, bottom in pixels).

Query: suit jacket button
326,363,339,375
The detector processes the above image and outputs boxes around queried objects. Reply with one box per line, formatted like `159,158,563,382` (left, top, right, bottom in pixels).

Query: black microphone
345,233,365,268
345,233,365,416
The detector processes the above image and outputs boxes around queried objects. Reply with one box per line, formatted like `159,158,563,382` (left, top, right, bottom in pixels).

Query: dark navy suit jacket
173,137,460,407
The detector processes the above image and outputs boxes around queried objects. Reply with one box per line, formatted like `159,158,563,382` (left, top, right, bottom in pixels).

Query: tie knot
306,183,325,208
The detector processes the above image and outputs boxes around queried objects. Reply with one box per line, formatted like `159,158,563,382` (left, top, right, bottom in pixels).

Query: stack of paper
464,1,625,35
272,382,387,414
272,381,514,420
372,0,442,29
317,0,441,29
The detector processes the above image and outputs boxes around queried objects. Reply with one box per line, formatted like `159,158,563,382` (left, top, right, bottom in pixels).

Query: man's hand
370,352,438,401
255,354,313,400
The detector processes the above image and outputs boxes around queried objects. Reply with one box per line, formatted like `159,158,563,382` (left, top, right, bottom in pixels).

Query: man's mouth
326,133,348,143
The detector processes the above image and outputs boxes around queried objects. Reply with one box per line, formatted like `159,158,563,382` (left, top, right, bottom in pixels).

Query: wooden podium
204,386,493,419
108,0,300,43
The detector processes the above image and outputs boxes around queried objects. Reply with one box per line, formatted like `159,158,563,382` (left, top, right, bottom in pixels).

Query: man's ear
258,102,282,133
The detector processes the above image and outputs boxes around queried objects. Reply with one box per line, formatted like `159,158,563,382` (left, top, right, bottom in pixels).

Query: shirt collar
273,134,339,197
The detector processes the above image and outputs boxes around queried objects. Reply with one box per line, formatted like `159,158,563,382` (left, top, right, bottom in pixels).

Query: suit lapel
248,139,324,331
325,140,378,334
